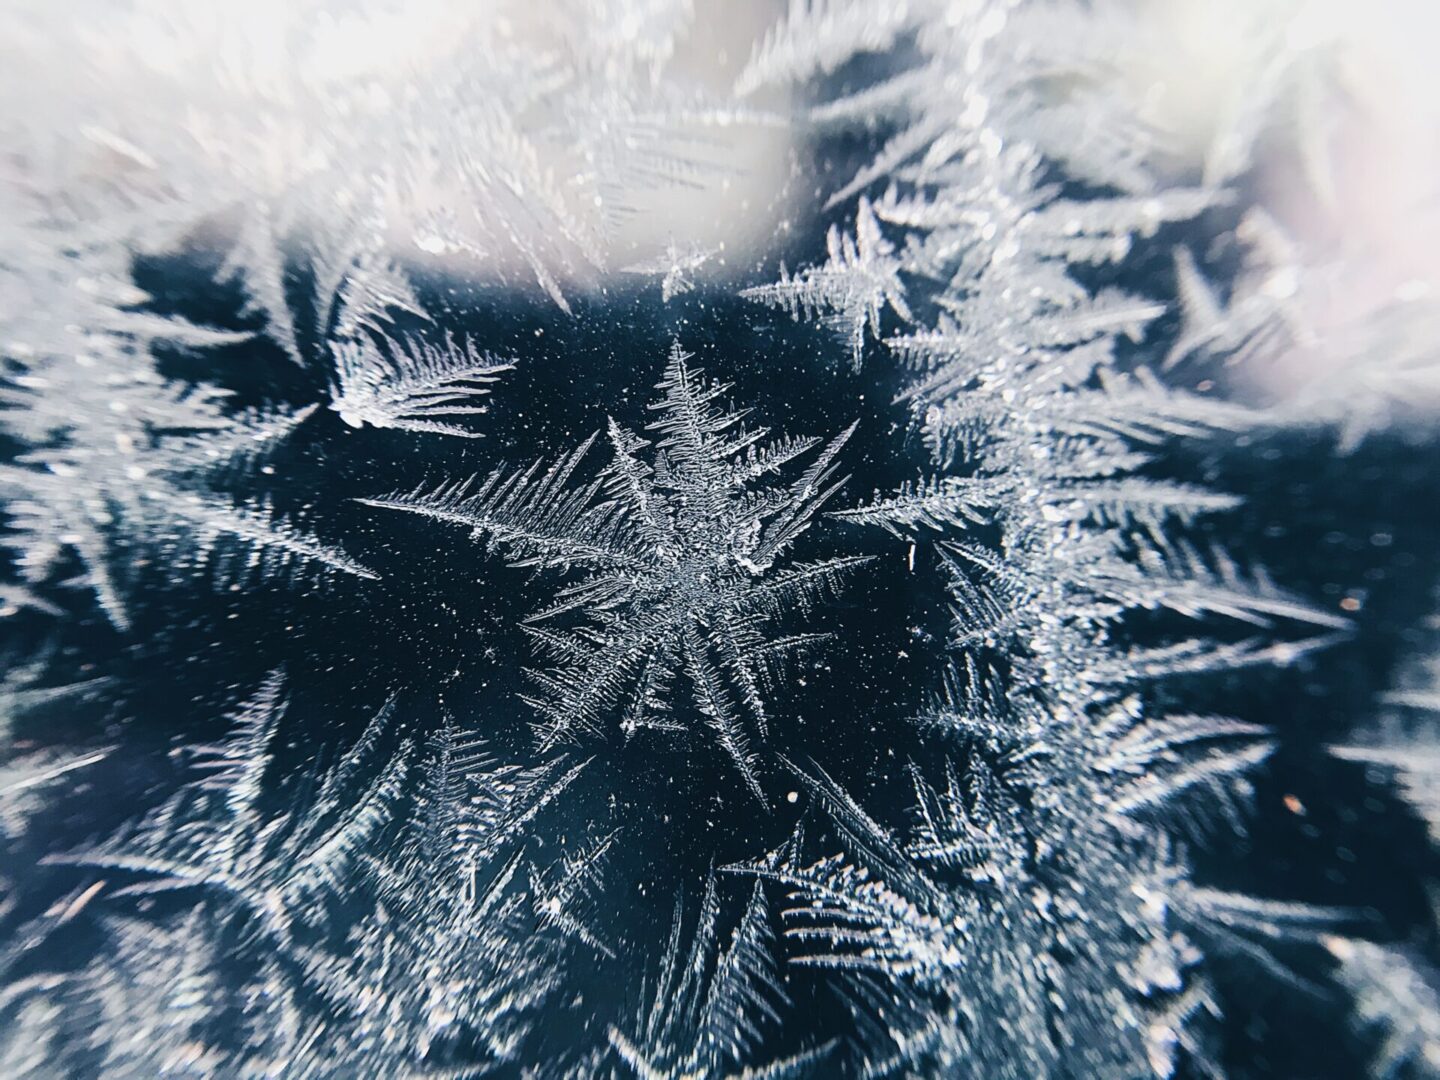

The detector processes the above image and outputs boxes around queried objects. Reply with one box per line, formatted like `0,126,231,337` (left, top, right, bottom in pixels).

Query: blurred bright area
1135,0,1439,261
1,1,796,304
2,0,1437,407
1121,0,1440,419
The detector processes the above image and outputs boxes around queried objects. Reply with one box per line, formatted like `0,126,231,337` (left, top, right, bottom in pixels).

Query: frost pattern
1331,650,1440,846
364,343,867,801
331,328,514,439
0,1,1433,1077
722,1,1358,1074
1326,609,1440,1073
1169,208,1440,449
17,677,612,1075
743,196,911,369
623,241,719,304
608,876,832,1079
305,720,596,1068
0,350,373,629
1326,936,1440,1080
47,673,409,946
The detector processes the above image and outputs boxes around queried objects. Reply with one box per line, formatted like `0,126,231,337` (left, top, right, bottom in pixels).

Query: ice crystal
1327,936,1440,1080
720,3,1363,1073
743,196,911,369
623,240,719,303
364,343,868,801
76,906,300,1077
1331,619,1440,844
732,710,1322,1079
305,720,592,1067
330,328,514,439
1169,210,1440,449
46,673,409,945
0,349,373,629
608,876,832,1079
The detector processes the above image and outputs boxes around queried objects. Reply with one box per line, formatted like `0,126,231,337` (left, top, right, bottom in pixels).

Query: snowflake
623,239,720,303
365,343,868,801
742,196,911,370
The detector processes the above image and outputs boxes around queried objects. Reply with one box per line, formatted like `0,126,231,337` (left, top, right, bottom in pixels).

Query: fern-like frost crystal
365,343,868,801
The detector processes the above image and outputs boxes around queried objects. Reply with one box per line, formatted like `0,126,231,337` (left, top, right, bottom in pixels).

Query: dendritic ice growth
365,343,867,801
0,1,1437,1078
